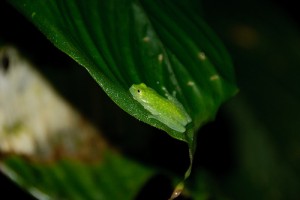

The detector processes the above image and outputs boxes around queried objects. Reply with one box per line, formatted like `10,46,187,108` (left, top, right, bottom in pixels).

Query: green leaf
1,151,154,200
8,0,237,145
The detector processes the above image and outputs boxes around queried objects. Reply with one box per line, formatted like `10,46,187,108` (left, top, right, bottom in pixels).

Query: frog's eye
137,89,140,93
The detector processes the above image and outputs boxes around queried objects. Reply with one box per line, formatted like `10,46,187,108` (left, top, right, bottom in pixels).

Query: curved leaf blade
9,0,237,143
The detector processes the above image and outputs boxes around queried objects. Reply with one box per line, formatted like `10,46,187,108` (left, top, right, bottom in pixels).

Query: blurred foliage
200,0,300,199
2,152,154,200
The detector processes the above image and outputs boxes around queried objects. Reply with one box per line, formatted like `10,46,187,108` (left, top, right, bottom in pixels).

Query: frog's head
129,83,148,102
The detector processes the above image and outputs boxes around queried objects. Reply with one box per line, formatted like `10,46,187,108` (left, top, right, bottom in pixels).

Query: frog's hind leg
148,114,186,133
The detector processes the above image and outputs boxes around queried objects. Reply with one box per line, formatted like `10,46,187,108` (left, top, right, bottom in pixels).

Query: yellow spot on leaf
187,81,195,86
158,54,163,63
198,52,206,60
210,74,220,81
143,36,150,42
